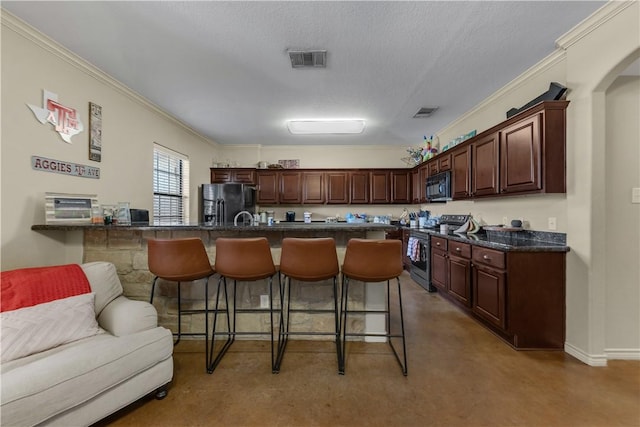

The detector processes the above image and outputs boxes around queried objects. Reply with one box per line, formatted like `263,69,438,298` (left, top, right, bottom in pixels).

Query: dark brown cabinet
471,133,499,197
430,236,448,291
472,246,507,329
451,146,471,199
438,154,452,171
302,171,324,204
370,171,390,204
419,164,429,203
499,113,542,194
326,172,349,204
391,170,411,204
448,241,471,307
427,160,439,177
211,168,256,184
256,171,279,204
350,171,370,204
280,171,302,204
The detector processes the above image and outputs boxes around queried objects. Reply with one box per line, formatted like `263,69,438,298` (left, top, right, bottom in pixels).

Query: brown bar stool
208,237,278,374
275,237,341,373
148,238,216,372
340,238,407,375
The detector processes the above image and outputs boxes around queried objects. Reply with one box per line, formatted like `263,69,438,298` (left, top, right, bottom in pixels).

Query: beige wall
604,75,640,354
1,15,220,269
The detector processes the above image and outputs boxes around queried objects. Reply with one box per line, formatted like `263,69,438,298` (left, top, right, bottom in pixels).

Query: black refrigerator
200,183,256,225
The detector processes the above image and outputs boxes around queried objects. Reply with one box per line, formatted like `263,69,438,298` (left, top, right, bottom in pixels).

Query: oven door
409,235,436,292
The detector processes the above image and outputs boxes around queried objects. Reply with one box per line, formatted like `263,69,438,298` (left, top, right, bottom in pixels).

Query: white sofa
0,262,174,427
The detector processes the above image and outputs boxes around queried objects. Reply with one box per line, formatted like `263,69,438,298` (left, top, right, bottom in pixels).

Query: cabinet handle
455,247,461,251
436,242,441,246
483,255,491,260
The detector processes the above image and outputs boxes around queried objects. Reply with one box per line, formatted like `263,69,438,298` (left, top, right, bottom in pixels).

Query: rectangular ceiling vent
288,50,326,68
413,107,439,118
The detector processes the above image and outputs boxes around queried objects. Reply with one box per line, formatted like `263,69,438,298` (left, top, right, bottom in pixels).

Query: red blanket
0,264,91,312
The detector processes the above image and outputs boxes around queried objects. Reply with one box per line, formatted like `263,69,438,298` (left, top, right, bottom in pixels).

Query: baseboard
564,342,608,366
605,348,640,360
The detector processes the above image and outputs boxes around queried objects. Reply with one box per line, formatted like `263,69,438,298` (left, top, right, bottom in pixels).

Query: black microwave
426,171,451,202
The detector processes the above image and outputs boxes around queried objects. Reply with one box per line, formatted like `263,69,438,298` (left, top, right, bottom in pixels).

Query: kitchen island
32,222,396,340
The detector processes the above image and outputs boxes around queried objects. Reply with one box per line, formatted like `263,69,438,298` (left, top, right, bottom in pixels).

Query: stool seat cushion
342,239,403,282
214,238,276,280
280,238,339,281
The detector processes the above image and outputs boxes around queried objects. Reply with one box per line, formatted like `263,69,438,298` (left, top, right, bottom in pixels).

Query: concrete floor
96,272,640,426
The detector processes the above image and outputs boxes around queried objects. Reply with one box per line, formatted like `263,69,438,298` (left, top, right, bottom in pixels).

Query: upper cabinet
256,170,279,204
451,146,471,199
370,170,390,204
280,171,302,204
326,171,350,204
211,168,256,184
302,171,325,204
391,170,411,204
471,132,499,197
350,171,370,204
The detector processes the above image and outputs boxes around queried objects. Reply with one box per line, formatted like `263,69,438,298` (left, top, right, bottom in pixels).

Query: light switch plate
260,294,269,308
632,187,640,204
548,217,557,230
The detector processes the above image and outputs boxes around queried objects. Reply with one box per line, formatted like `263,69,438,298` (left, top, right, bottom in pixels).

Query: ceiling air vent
413,107,439,118
288,50,327,68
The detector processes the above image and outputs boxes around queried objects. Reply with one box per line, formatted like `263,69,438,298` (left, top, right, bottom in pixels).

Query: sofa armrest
97,296,159,336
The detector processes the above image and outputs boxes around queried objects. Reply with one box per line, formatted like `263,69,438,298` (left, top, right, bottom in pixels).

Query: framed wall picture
89,102,102,162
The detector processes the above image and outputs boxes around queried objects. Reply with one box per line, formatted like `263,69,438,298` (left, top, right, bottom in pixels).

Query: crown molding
556,0,636,50
1,9,219,148
436,48,566,136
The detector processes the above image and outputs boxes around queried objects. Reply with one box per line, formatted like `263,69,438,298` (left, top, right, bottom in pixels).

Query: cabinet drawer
233,170,256,183
448,241,471,259
472,246,506,269
431,236,448,251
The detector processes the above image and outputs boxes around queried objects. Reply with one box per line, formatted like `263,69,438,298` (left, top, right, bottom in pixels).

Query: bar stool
208,237,278,374
340,238,407,375
275,237,341,373
148,238,216,371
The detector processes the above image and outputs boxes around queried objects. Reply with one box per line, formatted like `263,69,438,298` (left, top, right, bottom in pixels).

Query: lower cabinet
431,236,566,349
448,241,471,307
430,236,448,291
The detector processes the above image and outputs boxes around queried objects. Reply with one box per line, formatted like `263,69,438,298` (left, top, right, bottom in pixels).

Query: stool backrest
214,237,276,280
342,239,403,282
147,238,214,281
280,237,339,281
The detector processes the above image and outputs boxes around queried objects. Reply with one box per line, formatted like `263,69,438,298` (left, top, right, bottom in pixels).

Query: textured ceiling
3,1,606,146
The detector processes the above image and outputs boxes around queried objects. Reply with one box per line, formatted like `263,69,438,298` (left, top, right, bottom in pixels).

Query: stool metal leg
207,276,232,374
340,276,408,376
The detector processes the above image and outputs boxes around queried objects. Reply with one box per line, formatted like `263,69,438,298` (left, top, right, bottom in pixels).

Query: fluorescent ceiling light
286,120,365,134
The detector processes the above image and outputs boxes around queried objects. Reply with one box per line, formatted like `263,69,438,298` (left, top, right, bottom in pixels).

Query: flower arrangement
403,135,438,166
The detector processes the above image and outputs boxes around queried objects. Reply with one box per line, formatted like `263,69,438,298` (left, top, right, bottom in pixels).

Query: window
153,144,189,225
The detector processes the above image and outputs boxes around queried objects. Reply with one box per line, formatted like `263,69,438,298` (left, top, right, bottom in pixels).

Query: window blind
153,144,189,225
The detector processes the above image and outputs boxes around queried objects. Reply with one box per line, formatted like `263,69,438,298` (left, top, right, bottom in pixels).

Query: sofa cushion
80,262,123,315
0,264,91,312
0,293,103,363
0,327,173,427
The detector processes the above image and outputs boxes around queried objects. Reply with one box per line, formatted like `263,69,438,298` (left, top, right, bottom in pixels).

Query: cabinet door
431,248,448,291
391,170,411,203
500,113,542,194
428,160,439,177
451,146,471,199
280,171,302,204
256,171,278,204
411,170,421,203
419,164,429,203
472,133,499,196
438,154,452,171
211,169,232,183
472,264,506,329
326,172,349,204
370,171,390,204
349,171,370,204
303,171,324,204
448,255,471,307
232,169,256,184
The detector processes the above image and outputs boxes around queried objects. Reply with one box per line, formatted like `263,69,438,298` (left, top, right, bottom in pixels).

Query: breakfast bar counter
32,222,396,339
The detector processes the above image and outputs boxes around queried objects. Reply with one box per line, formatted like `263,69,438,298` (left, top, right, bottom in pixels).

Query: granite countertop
407,227,569,252
31,222,397,232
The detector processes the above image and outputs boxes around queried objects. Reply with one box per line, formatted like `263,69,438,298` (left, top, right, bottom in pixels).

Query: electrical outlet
502,216,508,226
548,217,557,231
260,294,269,308
632,188,640,204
